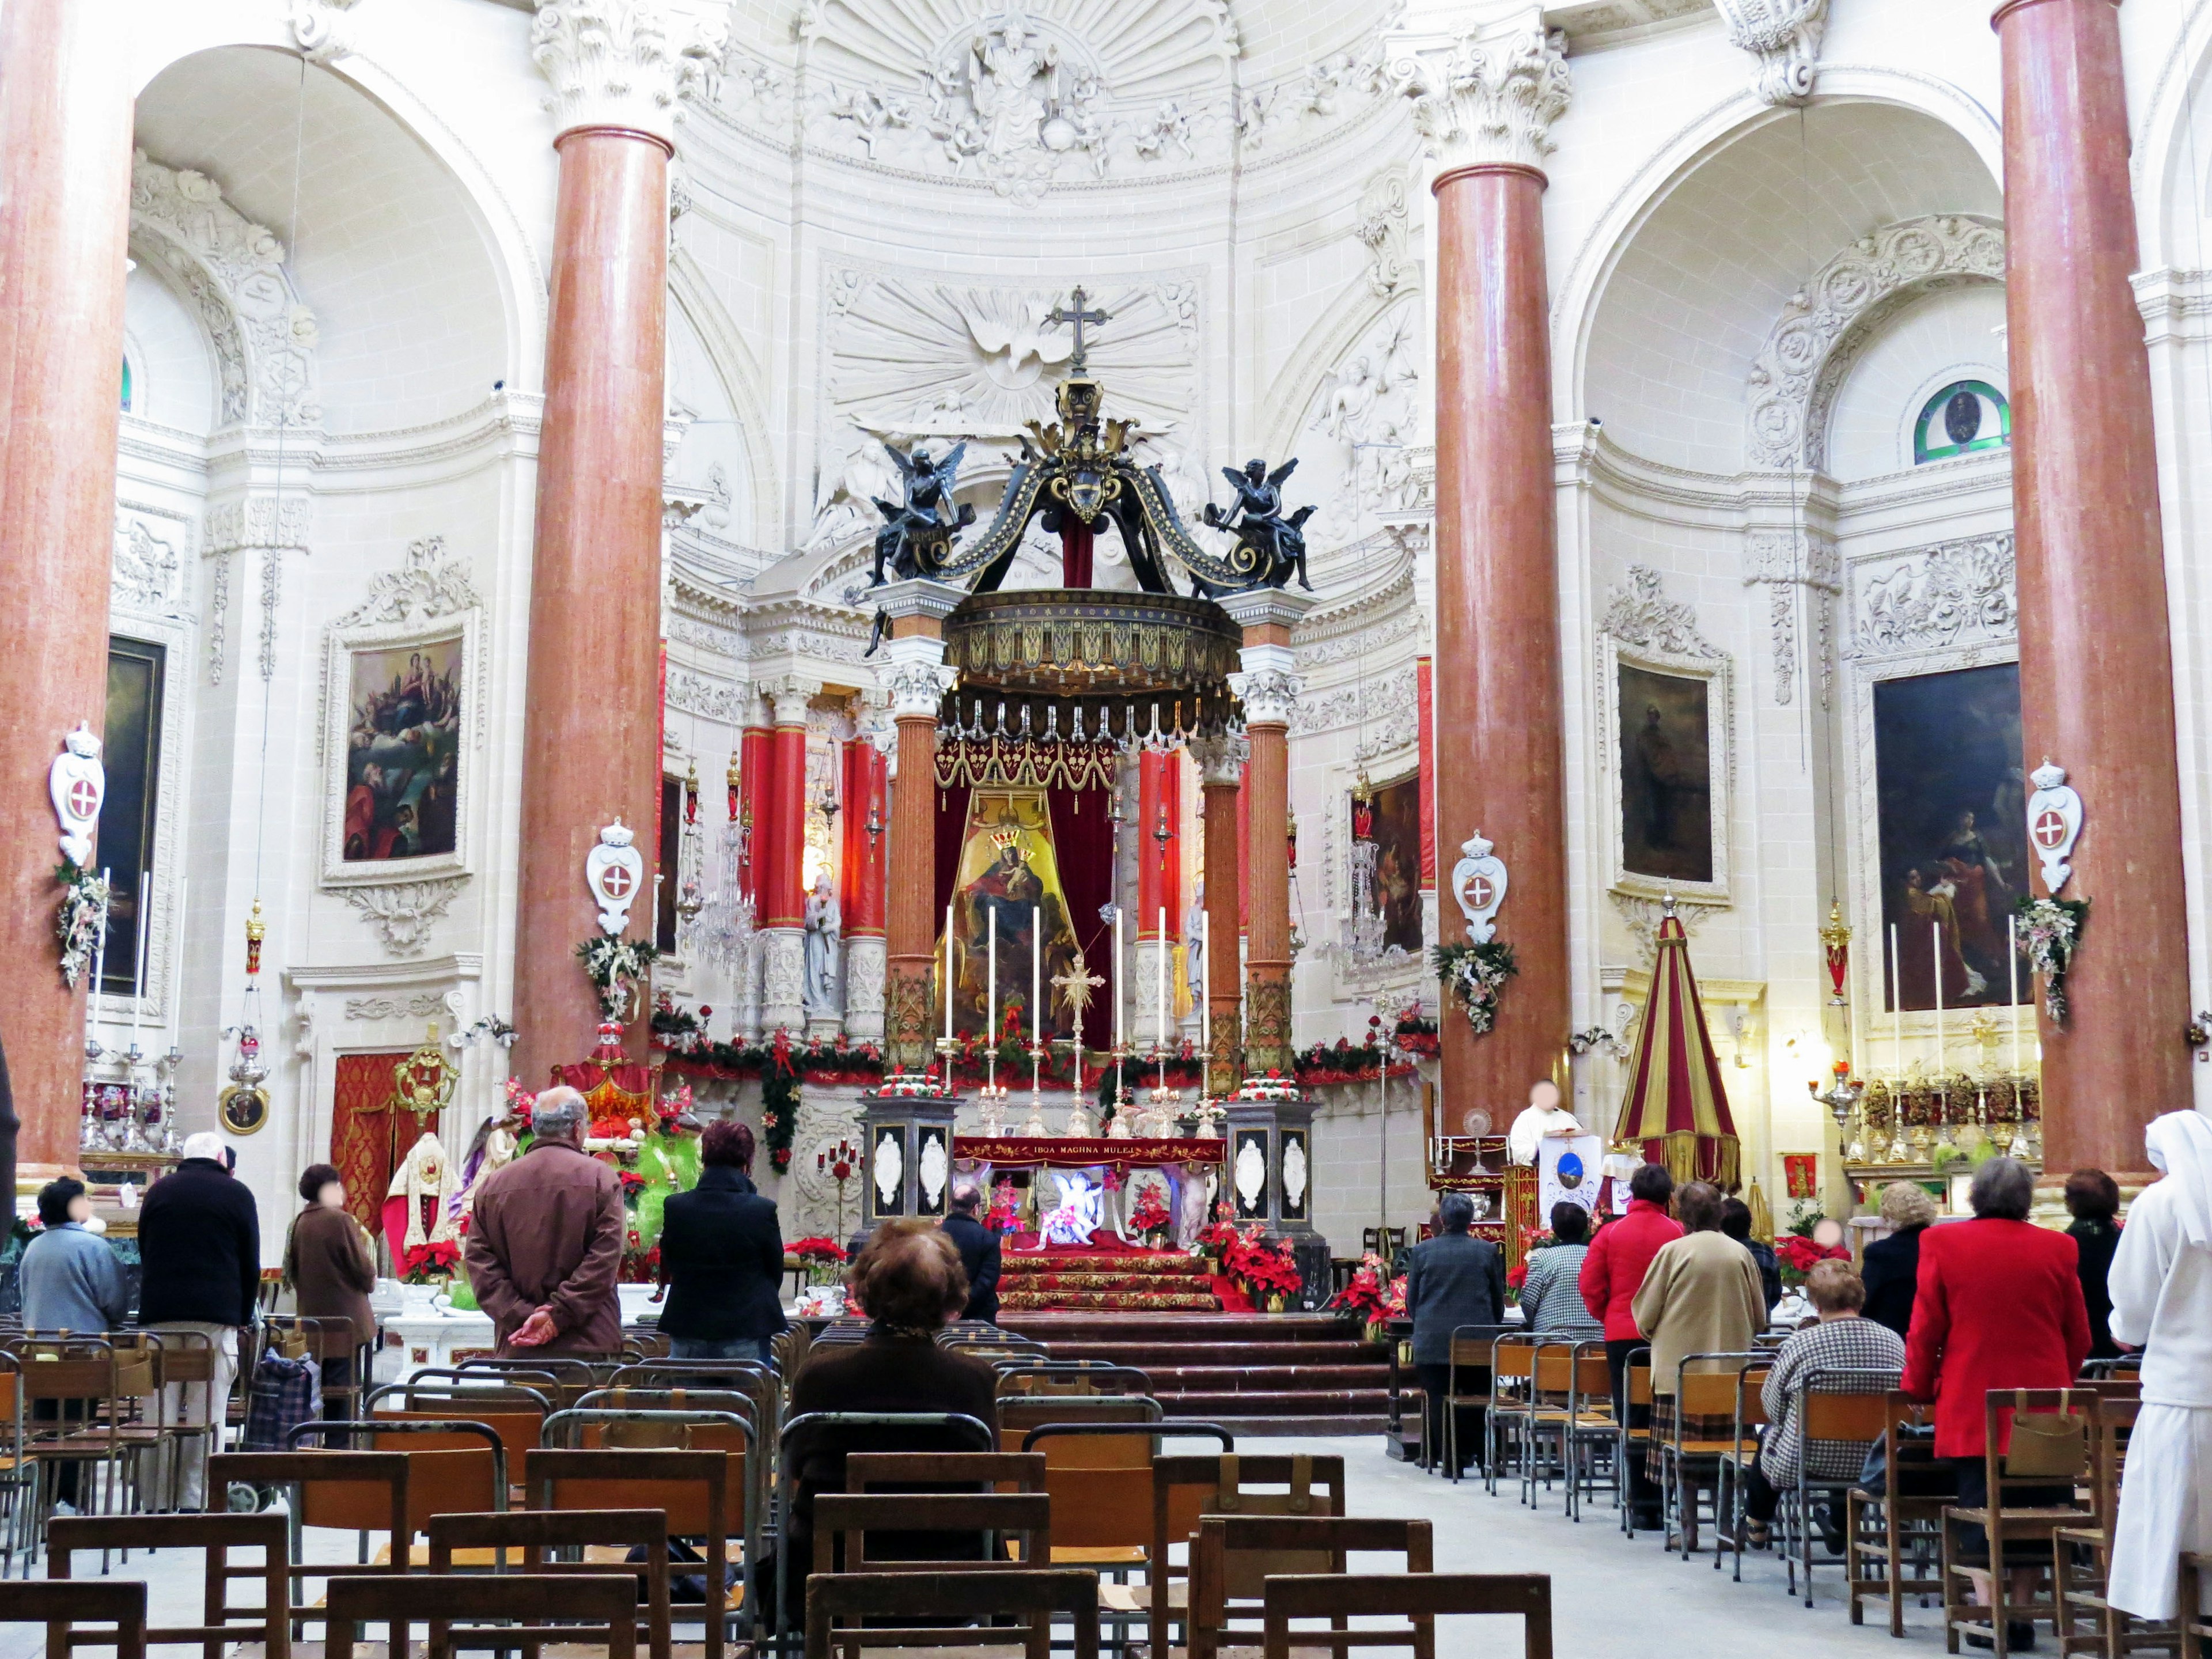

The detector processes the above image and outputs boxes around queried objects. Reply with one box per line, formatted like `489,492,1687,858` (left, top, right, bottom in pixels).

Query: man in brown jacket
463,1088,624,1355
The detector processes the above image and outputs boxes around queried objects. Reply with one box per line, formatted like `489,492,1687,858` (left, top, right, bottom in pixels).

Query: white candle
2008,911,2021,1074
1932,921,1944,1081
1032,904,1043,1047
1889,925,1902,1081
1112,906,1124,1049
1157,904,1168,1050
945,902,956,1044
1199,910,1211,1069
987,906,998,1046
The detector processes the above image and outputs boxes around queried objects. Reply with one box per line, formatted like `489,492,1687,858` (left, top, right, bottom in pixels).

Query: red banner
953,1136,1225,1171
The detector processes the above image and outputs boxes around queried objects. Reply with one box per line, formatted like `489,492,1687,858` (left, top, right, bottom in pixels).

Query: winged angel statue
869,441,976,587
1202,458,1316,592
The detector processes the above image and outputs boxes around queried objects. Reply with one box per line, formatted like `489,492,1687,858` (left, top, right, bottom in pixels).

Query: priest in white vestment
2107,1108,2212,1620
1506,1078,1582,1166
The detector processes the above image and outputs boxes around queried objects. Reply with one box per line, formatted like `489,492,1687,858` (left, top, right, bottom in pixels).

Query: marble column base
842,934,887,1043
759,927,806,1035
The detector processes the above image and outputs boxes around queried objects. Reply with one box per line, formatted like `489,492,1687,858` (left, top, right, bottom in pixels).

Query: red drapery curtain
1048,786,1115,1039
328,1051,416,1236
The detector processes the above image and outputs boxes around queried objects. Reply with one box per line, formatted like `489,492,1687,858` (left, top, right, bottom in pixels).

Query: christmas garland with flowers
758,1027,801,1172
576,936,661,1020
1430,940,1518,1034
55,862,110,990
2014,895,2089,1025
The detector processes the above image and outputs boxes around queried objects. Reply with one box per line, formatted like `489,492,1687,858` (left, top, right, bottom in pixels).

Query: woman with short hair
2063,1167,2123,1359
1518,1202,1604,1340
283,1164,377,1418
1861,1180,1940,1339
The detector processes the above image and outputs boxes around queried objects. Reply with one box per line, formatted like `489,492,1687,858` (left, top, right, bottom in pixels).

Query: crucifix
1046,286,1111,375
1052,947,1106,1090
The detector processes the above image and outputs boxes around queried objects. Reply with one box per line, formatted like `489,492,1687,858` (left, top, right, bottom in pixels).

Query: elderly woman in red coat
1902,1156,2090,1645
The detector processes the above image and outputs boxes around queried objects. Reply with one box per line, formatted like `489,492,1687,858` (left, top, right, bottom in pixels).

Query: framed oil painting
1361,771,1424,954
1603,638,1731,902
322,614,476,886
1870,661,2029,1012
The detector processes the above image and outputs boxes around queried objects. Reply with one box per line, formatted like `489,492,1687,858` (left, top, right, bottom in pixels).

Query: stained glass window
120,356,132,412
1914,380,2009,464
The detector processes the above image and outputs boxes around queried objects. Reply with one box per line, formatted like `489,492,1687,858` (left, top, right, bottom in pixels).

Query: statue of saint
802,874,842,1016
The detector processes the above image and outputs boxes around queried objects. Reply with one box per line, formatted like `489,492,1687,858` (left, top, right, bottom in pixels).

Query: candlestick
1199,909,1211,1078
128,868,151,1058
1112,906,1124,1049
1932,920,1945,1089
2008,911,2022,1074
1889,925,1902,1081
1156,905,1168,1054
1032,903,1042,1050
945,902,956,1045
987,905,998,1093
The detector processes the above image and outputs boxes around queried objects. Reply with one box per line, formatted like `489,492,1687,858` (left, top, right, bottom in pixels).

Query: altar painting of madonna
943,791,1081,1041
1872,662,2029,1010
343,638,462,863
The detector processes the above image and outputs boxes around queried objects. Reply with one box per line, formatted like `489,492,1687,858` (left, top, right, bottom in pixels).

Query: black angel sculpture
869,441,976,587
1202,458,1316,591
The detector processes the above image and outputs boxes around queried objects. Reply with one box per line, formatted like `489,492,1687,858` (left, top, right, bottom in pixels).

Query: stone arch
126,147,320,429
1743,213,2004,474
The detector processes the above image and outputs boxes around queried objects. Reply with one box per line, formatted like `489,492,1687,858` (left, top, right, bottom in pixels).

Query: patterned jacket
1758,1315,1907,1486
1519,1243,1604,1339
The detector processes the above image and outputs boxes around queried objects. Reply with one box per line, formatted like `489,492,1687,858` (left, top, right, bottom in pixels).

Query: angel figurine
869,442,976,587
1202,457,1315,592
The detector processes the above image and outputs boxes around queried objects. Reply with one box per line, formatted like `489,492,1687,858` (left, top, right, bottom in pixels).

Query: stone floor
0,1434,1950,1658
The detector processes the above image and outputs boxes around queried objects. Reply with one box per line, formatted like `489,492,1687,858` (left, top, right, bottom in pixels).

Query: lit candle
944,902,956,1045
1032,904,1043,1048
987,906,998,1048
1932,921,1944,1081
2008,911,2021,1074
1199,910,1211,1073
1157,904,1168,1051
1112,905,1124,1050
1889,925,1902,1080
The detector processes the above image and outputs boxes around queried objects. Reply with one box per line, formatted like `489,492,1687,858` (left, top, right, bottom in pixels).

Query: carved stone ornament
1228,666,1301,728
113,517,182,612
1600,565,1722,660
873,1126,904,1210
290,0,362,62
879,656,958,721
1394,26,1570,176
345,991,448,1022
341,877,467,957
1851,532,2015,660
50,724,105,869
1746,215,2005,471
585,820,647,935
332,535,480,628
530,0,728,147
1713,0,1827,105
2025,759,2084,895
1354,168,1412,298
1190,731,1248,787
1451,833,1508,944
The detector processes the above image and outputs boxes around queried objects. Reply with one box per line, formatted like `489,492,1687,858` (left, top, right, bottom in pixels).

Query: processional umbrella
1612,897,1740,1188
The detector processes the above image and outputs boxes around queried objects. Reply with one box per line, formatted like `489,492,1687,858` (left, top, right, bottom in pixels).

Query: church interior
1,0,2210,1647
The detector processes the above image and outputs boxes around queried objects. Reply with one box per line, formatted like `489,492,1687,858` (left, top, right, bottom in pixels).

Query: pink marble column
512,126,672,1086
0,0,133,1173
1995,0,2192,1181
1414,31,1574,1131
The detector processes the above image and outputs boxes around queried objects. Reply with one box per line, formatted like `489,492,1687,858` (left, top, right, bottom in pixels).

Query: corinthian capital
1395,24,1570,176
531,0,728,146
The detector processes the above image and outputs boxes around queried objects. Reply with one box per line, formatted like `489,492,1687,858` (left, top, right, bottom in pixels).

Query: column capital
1391,21,1570,179
874,636,956,721
1228,662,1302,729
759,672,820,726
1215,586,1318,637
531,0,727,148
872,577,969,635
1191,732,1249,787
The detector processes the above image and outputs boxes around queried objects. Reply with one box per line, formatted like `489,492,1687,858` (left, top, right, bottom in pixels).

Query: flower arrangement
576,935,661,1020
987,1177,1021,1233
54,863,109,990
1392,1014,1441,1059
1430,940,1518,1035
400,1240,461,1283
1128,1186,1171,1244
1212,1221,1302,1306
1774,1232,1849,1287
1327,1252,1395,1327
789,1236,846,1264
2014,895,2089,1025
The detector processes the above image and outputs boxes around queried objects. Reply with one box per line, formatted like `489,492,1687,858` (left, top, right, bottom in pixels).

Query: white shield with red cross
2025,760,2083,895
585,819,646,934
49,722,105,869
1451,832,1509,944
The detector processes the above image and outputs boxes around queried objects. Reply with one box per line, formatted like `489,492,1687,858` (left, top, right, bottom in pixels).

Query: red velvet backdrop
329,1051,414,1235
1048,786,1115,1039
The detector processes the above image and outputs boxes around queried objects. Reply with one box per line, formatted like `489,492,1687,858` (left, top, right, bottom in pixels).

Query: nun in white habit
2107,1108,2212,1621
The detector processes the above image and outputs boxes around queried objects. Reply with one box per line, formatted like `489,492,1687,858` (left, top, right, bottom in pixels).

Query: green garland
575,935,661,1020
1430,940,1518,1035
759,1051,801,1172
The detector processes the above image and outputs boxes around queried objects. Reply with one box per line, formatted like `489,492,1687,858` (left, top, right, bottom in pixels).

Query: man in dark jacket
139,1132,260,1510
464,1088,625,1355
1405,1192,1506,1474
656,1119,787,1361
938,1180,1002,1323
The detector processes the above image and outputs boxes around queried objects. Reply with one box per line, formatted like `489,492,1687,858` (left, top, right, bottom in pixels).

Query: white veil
2143,1109,2212,1249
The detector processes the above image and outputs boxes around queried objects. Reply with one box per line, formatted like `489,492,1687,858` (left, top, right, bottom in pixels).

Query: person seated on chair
19,1177,128,1515
1732,1259,1904,1554
1405,1191,1505,1474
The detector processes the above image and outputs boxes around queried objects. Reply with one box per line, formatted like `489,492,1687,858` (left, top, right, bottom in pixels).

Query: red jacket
1900,1217,2090,1457
1578,1199,1684,1342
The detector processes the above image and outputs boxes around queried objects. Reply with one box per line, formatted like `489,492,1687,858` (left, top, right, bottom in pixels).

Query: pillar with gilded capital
756,676,819,1034
1192,734,1248,1096
1401,26,1573,1128
1221,589,1315,1078
872,581,964,1075
512,0,721,1085
1993,0,2193,1180
0,0,133,1175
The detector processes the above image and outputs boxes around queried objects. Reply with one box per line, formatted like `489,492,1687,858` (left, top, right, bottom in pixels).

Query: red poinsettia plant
1128,1187,1171,1239
400,1240,461,1284
789,1236,846,1264
1328,1252,1396,1321
986,1177,1021,1233
1775,1232,1850,1286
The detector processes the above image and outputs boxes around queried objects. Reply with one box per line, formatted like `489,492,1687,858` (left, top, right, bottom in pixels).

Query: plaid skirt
1646,1392,1743,1484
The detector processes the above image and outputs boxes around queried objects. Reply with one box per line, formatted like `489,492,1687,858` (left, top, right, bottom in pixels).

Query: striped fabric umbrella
1612,899,1740,1188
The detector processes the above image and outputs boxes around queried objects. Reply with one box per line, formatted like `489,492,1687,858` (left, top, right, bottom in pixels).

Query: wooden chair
1557,1341,1619,1522
48,1512,289,1659
1777,1369,1899,1605
0,1577,146,1659
812,1490,1051,1578
1657,1355,1768,1559
526,1445,736,1659
804,1567,1099,1659
995,1363,1153,1397
997,1392,1160,1451
1521,1343,1613,1513
209,1448,411,1641
14,1337,127,1528
1616,1350,1653,1536
1188,1515,1429,1659
425,1507,673,1659
1258,1573,1554,1659
289,1418,510,1540
1129,1450,1342,1659
324,1571,638,1659
264,1316,368,1421
2180,1554,2211,1659
2052,1392,2154,1657
561,1389,765,1545
1468,1331,1529,1489
1713,1360,1776,1581
1941,1388,2096,1657
1847,1393,1955,1636
844,1450,1046,1494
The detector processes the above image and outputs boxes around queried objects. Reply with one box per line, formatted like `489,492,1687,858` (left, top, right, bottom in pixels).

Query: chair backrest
804,1568,1098,1659
995,1363,1153,1397
1627,1355,1653,1408
812,1490,1051,1574
213,1449,411,1539
1195,1515,1430,1629
423,1508,672,1659
291,1419,507,1528
1480,1333,1536,1385
1794,1368,1905,1453
1986,1387,2095,1486
845,1450,1047,1492
0,1579,147,1659
1260,1573,1553,1659
48,1512,289,1656
368,1400,544,1464
996,1393,1159,1449
1149,1449,1344,1639
324,1573,637,1659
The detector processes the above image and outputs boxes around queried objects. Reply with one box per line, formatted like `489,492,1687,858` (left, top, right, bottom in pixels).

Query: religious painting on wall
1605,639,1733,902
941,790,1082,1041
1358,771,1425,953
322,616,475,885
1872,661,2029,1011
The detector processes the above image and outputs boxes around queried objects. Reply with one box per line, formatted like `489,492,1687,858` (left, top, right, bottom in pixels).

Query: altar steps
995,1251,1222,1313
999,1311,1392,1436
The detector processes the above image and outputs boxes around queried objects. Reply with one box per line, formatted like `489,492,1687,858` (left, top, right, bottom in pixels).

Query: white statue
1506,1077,1584,1166
1183,881,1206,1006
970,19,1055,156
1035,1171,1103,1247
387,1132,461,1253
802,874,842,1016
1174,1161,1214,1248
